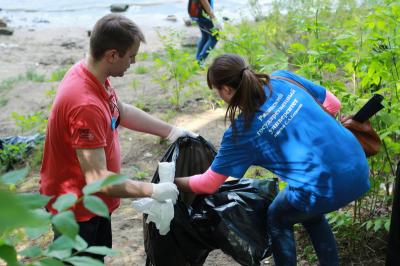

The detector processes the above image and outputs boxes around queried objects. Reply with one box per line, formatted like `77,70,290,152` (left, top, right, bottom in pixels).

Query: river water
0,0,272,29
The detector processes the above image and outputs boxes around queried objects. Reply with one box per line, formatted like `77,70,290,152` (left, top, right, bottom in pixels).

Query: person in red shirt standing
40,14,195,262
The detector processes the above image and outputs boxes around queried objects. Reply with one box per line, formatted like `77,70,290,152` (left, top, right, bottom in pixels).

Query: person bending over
175,53,370,266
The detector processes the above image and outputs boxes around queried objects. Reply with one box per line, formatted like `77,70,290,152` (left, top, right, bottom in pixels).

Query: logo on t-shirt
256,88,302,137
77,128,94,140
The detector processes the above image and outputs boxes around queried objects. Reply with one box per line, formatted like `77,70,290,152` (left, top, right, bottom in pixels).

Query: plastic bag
143,136,278,266
133,198,174,236
133,162,176,235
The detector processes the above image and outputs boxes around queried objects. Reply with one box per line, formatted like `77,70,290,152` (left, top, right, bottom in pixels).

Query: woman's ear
221,85,235,97
220,85,236,103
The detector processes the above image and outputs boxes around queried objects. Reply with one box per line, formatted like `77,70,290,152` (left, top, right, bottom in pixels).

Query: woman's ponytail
207,54,271,134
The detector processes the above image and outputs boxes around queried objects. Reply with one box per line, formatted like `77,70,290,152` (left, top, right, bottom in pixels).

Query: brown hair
90,14,146,61
207,54,270,133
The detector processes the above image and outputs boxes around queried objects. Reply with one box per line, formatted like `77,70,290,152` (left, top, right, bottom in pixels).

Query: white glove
151,183,178,204
166,126,198,143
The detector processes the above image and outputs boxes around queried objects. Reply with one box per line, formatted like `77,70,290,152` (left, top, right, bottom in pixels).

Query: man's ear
104,49,118,64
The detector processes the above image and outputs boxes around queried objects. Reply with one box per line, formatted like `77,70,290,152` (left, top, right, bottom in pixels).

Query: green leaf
85,246,117,256
82,174,128,195
34,258,64,266
0,168,29,185
52,193,78,212
82,180,103,195
20,246,42,258
25,223,50,239
45,248,71,260
0,244,18,266
83,195,109,218
16,193,51,209
65,256,104,266
51,211,79,239
47,235,75,251
384,219,391,232
73,235,88,252
101,174,129,187
366,220,373,231
374,219,382,232
0,189,35,233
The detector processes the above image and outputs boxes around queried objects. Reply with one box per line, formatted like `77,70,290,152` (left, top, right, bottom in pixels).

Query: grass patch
134,65,149,74
0,98,8,107
132,165,149,180
136,52,149,61
49,67,69,82
131,79,141,90
25,69,45,82
0,76,24,94
161,109,177,122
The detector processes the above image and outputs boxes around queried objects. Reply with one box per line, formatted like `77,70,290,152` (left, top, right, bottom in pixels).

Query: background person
175,53,370,266
189,0,221,63
40,14,195,262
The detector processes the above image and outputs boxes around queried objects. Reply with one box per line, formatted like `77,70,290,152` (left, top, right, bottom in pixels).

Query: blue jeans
267,189,339,266
195,17,218,62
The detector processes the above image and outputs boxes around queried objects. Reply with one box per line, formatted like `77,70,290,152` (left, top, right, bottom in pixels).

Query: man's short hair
90,14,145,61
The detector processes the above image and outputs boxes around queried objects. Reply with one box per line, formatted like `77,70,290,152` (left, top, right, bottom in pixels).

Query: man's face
110,42,140,77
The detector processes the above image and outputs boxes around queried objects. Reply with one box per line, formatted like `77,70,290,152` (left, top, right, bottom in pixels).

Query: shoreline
0,23,198,81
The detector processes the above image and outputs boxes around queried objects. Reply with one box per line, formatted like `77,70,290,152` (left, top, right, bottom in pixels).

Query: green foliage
212,19,288,72
52,193,78,212
133,99,149,112
131,165,149,180
160,108,177,122
214,0,399,261
0,97,8,107
153,29,200,109
82,173,128,195
83,195,110,218
131,79,141,90
49,67,69,82
0,143,29,173
0,167,29,185
11,111,48,133
248,0,264,21
0,75,24,94
136,51,149,61
244,166,274,179
134,65,149,74
26,69,45,82
0,169,125,265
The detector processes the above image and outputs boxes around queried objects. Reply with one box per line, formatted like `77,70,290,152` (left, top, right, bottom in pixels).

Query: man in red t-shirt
40,14,196,261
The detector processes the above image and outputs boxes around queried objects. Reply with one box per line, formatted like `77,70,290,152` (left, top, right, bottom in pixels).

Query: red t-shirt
40,60,121,222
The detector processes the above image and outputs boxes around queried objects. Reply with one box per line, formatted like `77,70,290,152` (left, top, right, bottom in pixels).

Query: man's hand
151,183,179,204
167,126,199,143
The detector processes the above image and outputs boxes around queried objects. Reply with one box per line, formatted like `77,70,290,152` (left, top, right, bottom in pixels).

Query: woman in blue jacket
175,53,370,265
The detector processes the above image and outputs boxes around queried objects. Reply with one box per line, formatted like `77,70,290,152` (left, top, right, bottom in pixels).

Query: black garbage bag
144,136,278,266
